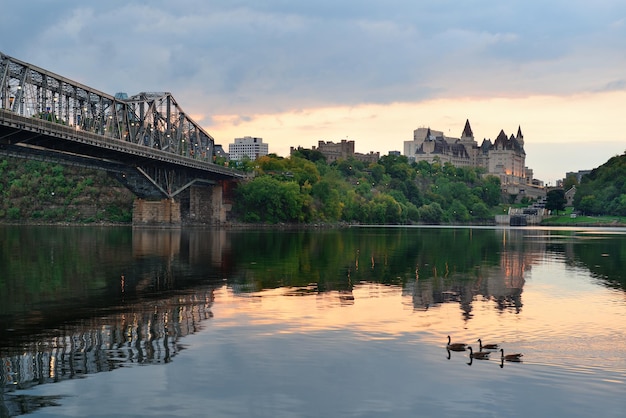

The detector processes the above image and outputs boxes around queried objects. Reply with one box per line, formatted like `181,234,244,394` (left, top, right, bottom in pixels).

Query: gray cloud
3,0,625,121
599,79,626,92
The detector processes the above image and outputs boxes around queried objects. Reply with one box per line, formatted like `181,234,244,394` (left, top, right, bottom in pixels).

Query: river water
1,225,625,417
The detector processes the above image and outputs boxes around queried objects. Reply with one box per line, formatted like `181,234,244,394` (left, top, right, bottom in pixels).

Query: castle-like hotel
403,119,543,198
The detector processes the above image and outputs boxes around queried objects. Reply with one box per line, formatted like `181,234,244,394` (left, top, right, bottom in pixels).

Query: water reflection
3,291,214,376
1,225,625,416
2,226,626,350
1,288,215,415
0,226,224,416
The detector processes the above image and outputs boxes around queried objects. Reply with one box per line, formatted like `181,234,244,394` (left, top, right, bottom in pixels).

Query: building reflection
403,229,543,318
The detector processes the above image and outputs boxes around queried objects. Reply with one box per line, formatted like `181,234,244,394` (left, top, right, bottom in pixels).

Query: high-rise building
228,136,268,161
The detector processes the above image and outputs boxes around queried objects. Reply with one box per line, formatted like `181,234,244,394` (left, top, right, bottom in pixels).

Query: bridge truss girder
1,51,217,167
1,51,240,200
113,164,218,200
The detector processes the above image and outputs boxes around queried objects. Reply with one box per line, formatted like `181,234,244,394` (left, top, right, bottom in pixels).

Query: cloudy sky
2,1,625,184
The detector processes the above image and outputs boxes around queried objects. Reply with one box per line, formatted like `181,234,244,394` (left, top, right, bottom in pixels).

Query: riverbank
540,214,626,227
2,215,625,228
519,205,626,227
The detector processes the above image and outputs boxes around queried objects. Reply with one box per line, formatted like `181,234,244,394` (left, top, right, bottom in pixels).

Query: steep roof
415,136,469,158
493,129,525,153
479,138,492,154
461,119,473,138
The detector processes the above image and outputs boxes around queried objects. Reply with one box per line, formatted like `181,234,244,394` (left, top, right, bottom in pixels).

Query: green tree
578,195,598,215
256,154,287,173
369,163,385,184
290,147,326,163
446,199,470,223
335,158,364,177
368,194,402,224
287,157,321,186
545,189,566,215
311,179,343,221
379,154,414,181
418,202,443,224
235,176,304,223
470,201,492,221
475,175,502,207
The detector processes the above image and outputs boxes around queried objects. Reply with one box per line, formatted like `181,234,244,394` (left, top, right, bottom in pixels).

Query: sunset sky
2,1,625,184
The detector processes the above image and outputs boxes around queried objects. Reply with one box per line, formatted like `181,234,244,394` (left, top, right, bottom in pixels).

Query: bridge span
0,51,245,225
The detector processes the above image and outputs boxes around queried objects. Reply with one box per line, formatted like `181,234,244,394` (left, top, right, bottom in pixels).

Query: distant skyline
2,1,625,184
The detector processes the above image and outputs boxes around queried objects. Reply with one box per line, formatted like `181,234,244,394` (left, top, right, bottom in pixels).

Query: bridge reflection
0,226,230,415
1,286,215,415
3,289,214,380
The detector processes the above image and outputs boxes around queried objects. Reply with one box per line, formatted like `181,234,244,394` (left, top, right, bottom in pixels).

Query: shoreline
2,220,625,228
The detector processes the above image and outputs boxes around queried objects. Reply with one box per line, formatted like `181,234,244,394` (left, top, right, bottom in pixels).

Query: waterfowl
477,338,499,350
467,346,490,360
446,335,467,351
500,348,523,362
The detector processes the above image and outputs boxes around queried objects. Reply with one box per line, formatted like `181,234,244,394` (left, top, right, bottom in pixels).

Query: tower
461,119,474,140
516,126,524,147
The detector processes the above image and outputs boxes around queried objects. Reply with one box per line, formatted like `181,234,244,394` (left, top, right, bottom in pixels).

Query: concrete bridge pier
132,181,234,226
133,199,181,226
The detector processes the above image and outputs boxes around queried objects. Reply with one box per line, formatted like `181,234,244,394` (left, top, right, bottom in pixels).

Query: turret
461,119,474,140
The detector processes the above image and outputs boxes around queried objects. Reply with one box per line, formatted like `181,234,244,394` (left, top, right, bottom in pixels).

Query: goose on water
477,338,499,350
500,349,523,362
467,346,490,360
446,335,467,351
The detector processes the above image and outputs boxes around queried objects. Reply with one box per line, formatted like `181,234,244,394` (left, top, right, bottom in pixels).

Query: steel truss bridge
0,51,244,201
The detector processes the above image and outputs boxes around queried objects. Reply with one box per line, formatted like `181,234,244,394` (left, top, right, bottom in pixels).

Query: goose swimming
477,338,499,350
446,335,467,351
467,346,490,360
500,348,523,362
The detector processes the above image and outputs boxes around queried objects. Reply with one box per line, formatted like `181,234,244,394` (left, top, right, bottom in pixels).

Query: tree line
0,152,502,225
230,150,503,224
3,148,623,224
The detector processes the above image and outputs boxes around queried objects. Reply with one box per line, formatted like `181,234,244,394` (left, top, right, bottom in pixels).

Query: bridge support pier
133,199,181,226
187,184,229,224
132,181,234,226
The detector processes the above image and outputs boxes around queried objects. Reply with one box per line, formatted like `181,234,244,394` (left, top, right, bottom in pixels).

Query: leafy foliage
573,152,626,216
0,158,134,223
234,176,309,223
232,152,505,224
545,189,566,214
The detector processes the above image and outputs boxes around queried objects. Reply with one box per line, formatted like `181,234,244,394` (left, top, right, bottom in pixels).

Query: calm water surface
1,225,625,417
